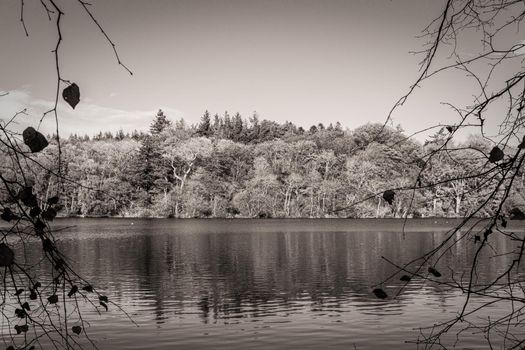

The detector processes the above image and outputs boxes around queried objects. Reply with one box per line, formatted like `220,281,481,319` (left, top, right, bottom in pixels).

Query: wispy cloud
0,90,184,137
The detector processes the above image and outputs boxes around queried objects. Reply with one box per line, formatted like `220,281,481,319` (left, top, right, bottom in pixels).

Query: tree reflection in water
14,218,524,349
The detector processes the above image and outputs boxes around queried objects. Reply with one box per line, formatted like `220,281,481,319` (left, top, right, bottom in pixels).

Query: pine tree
212,113,222,136
197,110,212,137
175,118,186,130
130,135,168,205
223,111,232,139
232,112,244,141
131,130,141,140
150,109,172,135
248,112,260,142
115,129,125,140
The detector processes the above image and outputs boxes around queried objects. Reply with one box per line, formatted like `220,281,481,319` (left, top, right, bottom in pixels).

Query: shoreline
46,217,525,234
56,215,492,220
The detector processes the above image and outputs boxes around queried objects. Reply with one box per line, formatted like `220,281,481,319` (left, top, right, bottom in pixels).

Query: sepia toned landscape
1,0,525,349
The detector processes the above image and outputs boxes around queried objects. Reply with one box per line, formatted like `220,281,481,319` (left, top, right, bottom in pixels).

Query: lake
9,218,525,349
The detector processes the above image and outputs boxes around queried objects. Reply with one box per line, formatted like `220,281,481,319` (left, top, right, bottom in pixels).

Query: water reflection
23,218,525,349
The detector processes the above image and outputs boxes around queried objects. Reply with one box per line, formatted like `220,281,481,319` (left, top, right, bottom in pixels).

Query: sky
0,0,522,139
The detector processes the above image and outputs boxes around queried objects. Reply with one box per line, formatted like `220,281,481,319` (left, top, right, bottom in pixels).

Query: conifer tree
150,109,172,135
197,110,212,137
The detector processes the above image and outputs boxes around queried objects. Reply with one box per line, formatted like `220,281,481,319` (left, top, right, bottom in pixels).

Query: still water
24,219,525,349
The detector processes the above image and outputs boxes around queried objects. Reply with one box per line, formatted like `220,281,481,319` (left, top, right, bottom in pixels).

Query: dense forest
7,110,524,218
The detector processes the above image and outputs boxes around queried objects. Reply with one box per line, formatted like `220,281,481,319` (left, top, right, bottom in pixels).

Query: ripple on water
13,218,524,350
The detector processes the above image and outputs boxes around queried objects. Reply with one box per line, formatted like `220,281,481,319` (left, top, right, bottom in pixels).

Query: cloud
0,90,184,137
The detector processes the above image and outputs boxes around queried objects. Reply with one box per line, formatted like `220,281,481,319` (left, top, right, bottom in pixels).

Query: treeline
10,110,525,218
67,110,344,144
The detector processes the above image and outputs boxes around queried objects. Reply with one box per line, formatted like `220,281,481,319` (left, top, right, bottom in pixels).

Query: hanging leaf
29,206,41,218
446,125,455,133
29,289,37,300
68,285,78,297
47,294,58,304
14,308,25,318
1,208,13,222
99,295,108,303
34,219,46,233
14,324,28,334
47,196,59,205
72,325,82,335
519,136,525,149
99,301,108,311
42,208,57,221
82,285,94,293
400,275,411,282
372,288,388,299
474,235,480,243
382,190,395,205
15,288,24,296
22,302,30,311
500,216,507,228
22,127,48,153
0,243,14,267
428,267,442,277
62,83,80,109
510,208,525,220
33,282,41,289
488,146,504,163
18,187,38,208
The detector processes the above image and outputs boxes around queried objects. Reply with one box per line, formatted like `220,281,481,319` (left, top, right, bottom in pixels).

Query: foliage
14,112,522,222
3,0,525,348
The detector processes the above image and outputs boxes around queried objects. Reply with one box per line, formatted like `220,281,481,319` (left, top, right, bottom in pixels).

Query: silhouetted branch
19,0,29,36
77,0,133,76
350,0,525,347
0,1,134,348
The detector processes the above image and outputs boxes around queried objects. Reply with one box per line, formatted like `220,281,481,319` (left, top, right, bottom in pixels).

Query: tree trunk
310,189,314,217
